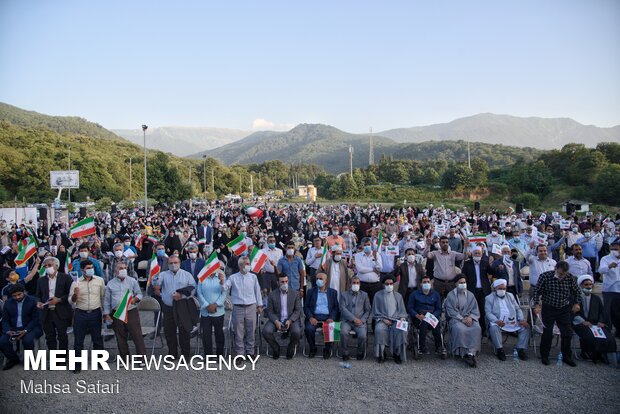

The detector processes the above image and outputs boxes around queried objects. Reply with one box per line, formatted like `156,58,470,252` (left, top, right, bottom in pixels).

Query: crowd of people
1,201,619,370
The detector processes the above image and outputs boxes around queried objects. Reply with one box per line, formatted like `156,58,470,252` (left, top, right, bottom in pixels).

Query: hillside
191,123,544,173
113,126,251,156
0,102,123,141
377,113,620,149
190,124,397,173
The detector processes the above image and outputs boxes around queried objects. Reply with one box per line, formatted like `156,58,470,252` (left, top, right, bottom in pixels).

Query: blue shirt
153,269,196,307
315,291,329,315
72,257,104,277
197,275,226,317
16,300,24,328
277,256,304,291
576,237,597,258
407,288,442,319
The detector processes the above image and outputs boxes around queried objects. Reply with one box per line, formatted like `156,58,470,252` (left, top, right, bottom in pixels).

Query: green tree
441,164,474,189
594,164,620,204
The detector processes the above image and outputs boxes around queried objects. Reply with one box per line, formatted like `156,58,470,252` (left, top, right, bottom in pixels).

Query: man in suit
303,272,339,359
36,256,74,353
339,276,371,361
181,243,206,283
262,274,302,360
490,246,523,297
462,246,492,336
395,247,425,305
0,284,43,370
196,219,213,255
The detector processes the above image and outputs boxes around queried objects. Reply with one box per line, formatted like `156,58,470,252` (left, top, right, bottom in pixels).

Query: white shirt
262,247,283,273
407,264,417,288
329,263,341,295
498,296,510,322
47,274,58,309
599,254,620,293
305,246,323,270
354,252,382,283
566,256,592,277
280,291,288,321
527,255,557,286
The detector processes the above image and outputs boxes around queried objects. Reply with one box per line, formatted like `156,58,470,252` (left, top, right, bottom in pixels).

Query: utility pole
369,127,374,165
211,168,214,193
349,144,353,177
239,172,242,195
67,146,71,202
129,157,132,200
202,155,207,195
250,174,254,197
142,124,148,214
467,140,471,169
258,172,262,190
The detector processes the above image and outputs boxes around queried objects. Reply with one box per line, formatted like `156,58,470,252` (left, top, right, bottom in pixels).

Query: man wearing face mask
372,275,408,364
305,237,325,286
572,274,616,363
525,245,557,298
277,242,306,297
566,225,584,249
261,235,282,292
72,243,104,278
0,284,43,370
407,276,445,356
263,275,302,360
575,230,599,278
339,276,371,361
326,226,346,250
225,256,263,357
508,230,528,257
104,262,146,360
36,257,73,354
491,246,523,297
69,261,106,372
397,230,418,257
152,255,196,359
462,246,491,335
324,244,351,299
486,226,504,250
341,225,357,254
181,244,206,283
304,272,338,359
533,261,581,366
485,279,529,361
395,248,425,305
352,238,383,304
444,274,481,367
598,240,620,339
106,242,136,282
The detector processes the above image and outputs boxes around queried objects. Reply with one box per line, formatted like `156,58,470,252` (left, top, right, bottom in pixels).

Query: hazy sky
1,0,619,132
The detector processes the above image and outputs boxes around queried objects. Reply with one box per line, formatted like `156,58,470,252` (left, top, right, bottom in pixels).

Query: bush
511,193,540,209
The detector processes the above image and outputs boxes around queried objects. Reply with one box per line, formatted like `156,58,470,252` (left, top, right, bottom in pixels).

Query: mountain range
113,126,251,156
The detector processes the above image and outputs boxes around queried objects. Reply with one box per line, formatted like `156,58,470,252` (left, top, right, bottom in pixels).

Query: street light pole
142,125,148,214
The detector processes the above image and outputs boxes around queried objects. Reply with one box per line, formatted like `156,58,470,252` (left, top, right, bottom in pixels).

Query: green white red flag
15,236,37,266
113,289,133,323
318,243,328,269
70,217,96,238
468,233,487,244
198,251,220,283
323,321,341,342
227,234,247,256
147,252,160,287
249,246,268,273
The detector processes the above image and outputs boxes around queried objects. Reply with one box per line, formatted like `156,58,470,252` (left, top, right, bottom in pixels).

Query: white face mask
114,250,123,258
496,289,506,297
286,248,294,256
612,250,620,258
79,252,89,259
189,253,197,259
45,267,56,275
242,265,251,274
422,283,431,291
117,269,128,279
457,283,467,290
84,268,95,277
407,255,415,264
343,230,349,235
279,283,288,292
385,285,394,293
351,284,360,292
333,254,342,262
473,256,482,263
169,264,180,272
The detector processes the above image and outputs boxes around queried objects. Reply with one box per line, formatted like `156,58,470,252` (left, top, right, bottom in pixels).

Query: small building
297,185,317,202
562,199,591,214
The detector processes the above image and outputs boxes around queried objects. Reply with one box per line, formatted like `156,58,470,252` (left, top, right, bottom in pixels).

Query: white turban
331,244,342,252
472,246,482,253
577,275,594,286
492,279,507,289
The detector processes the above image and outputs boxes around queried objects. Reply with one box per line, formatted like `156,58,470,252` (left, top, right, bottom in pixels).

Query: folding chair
264,320,300,358
335,323,368,359
302,321,334,357
138,296,163,356
528,299,560,357
410,316,447,360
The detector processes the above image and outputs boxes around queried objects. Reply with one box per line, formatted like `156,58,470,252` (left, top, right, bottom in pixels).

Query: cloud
251,118,295,131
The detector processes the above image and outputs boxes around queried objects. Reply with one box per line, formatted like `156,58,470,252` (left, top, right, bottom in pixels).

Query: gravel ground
1,332,618,414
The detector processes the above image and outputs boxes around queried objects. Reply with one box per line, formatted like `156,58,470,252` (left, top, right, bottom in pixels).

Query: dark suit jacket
266,289,301,323
304,287,338,321
394,262,425,297
339,290,371,324
2,295,42,334
197,225,213,244
491,258,523,294
462,259,492,296
35,272,74,320
181,258,206,281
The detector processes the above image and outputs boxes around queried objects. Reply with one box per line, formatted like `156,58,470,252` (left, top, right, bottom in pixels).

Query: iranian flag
246,206,263,219
70,217,96,238
227,234,247,255
15,236,37,266
323,321,341,342
306,212,315,223
66,254,73,272
468,233,487,244
198,251,220,283
146,252,160,287
376,230,383,251
249,246,268,273
318,243,329,269
113,289,133,323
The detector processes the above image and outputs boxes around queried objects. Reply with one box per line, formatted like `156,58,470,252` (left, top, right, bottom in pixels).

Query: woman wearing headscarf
572,274,617,363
